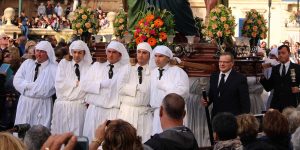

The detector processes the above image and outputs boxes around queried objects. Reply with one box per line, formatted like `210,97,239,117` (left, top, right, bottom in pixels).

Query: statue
3,7,16,26
98,12,116,37
73,0,79,11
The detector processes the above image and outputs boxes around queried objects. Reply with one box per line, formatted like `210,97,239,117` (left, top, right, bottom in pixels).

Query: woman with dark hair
259,109,292,150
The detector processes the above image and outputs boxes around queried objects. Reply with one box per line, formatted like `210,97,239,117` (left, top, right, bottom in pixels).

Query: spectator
46,1,54,17
54,2,63,17
24,125,51,150
18,11,29,39
0,33,9,51
144,93,198,150
90,120,144,150
65,3,72,18
236,114,259,147
212,112,242,150
0,132,26,150
292,127,300,150
259,109,291,150
38,2,46,17
282,107,300,134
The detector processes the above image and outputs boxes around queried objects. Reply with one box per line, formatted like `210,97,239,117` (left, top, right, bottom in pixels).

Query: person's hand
200,99,209,107
90,120,109,150
291,87,300,94
41,132,77,150
94,120,108,142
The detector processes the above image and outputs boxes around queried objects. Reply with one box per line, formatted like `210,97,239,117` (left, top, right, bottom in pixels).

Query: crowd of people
0,1,109,38
0,30,300,149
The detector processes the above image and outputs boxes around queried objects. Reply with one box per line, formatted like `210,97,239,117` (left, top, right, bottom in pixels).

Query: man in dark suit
202,52,250,118
260,45,300,111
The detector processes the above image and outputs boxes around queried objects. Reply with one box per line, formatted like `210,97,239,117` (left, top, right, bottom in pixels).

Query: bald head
162,93,186,120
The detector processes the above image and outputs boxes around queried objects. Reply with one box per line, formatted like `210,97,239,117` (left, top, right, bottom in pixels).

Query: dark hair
236,114,259,145
220,52,234,62
102,119,143,150
278,44,290,53
212,112,238,141
263,109,289,138
245,141,277,150
162,93,185,120
24,125,51,150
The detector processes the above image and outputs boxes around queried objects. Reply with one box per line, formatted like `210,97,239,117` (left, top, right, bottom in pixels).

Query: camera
75,136,89,150
12,124,31,139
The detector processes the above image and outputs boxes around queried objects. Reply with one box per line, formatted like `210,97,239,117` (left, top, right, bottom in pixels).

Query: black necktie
218,74,226,91
282,64,286,77
138,66,143,84
33,63,41,81
75,64,80,81
108,64,114,79
158,68,164,80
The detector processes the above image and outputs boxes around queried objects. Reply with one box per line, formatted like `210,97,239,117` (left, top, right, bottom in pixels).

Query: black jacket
208,70,250,118
260,62,300,111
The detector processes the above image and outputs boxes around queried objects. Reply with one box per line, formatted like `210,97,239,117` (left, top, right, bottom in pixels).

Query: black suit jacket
208,70,250,118
260,62,300,111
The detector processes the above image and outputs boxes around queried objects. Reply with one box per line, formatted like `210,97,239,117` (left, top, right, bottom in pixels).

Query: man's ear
159,106,163,117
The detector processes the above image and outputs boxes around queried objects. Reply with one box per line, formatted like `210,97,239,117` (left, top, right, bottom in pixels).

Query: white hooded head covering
35,41,57,64
269,48,278,58
106,41,129,65
149,45,177,69
137,42,152,53
69,40,93,64
153,45,173,59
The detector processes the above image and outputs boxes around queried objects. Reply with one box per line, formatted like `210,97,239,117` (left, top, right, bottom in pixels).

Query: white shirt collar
136,63,150,75
35,59,49,69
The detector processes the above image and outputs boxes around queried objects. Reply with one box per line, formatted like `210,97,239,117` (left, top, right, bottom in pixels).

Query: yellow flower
208,31,213,37
85,22,91,28
78,28,83,34
119,25,124,30
119,18,124,23
253,14,258,18
244,26,250,30
253,26,258,31
215,8,221,13
247,19,253,23
88,28,93,33
224,24,229,29
212,16,217,21
220,17,227,22
217,31,223,37
225,30,231,35
212,24,218,30
82,15,88,20
251,32,257,38
76,23,81,29
257,20,262,25
79,9,84,14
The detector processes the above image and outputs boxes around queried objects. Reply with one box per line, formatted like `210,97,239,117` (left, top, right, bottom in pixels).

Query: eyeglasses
219,61,232,64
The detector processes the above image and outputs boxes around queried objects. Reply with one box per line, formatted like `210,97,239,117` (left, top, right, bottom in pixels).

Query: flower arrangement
71,7,99,35
134,7,175,47
242,9,267,41
113,9,128,39
207,4,236,42
195,17,206,41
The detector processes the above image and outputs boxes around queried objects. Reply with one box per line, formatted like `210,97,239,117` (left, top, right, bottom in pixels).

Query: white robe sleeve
81,62,102,94
13,60,32,95
120,84,138,97
55,60,77,97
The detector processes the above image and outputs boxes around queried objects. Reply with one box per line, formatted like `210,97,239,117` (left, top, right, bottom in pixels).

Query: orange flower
252,26,258,32
251,32,257,38
159,32,167,40
138,19,144,25
82,15,88,20
146,14,155,22
85,22,91,28
134,32,139,38
147,37,157,47
136,37,144,45
154,18,164,28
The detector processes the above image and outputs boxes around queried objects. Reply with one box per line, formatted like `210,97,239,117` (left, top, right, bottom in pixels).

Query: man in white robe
13,41,57,128
51,40,92,136
81,41,130,141
119,42,153,142
150,45,189,135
